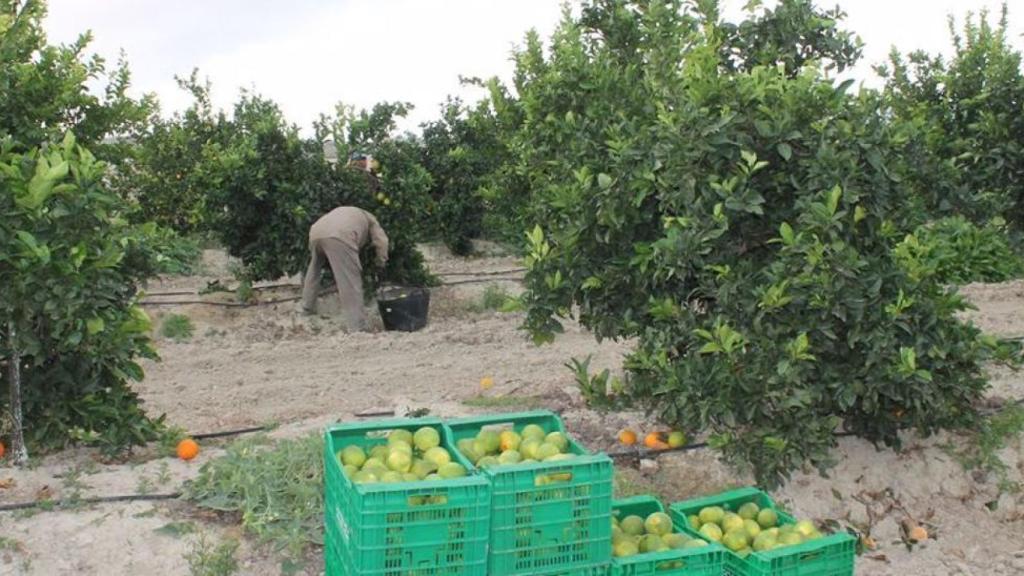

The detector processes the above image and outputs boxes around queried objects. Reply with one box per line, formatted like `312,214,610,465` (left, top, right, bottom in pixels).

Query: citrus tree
1,0,171,460
167,93,435,289
114,72,226,234
510,0,1015,485
879,5,1024,230
1,134,168,462
0,0,154,157
419,95,507,254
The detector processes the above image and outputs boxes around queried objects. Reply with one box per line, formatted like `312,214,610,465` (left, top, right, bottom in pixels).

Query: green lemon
620,515,645,536
756,509,778,529
339,445,366,468
644,512,673,536
521,424,546,441
387,429,414,446
699,506,725,526
413,427,441,451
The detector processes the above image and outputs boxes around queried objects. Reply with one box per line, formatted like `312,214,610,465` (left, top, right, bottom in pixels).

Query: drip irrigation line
191,426,268,440
6,397,1024,514
139,276,525,307
145,269,528,299
436,268,527,277
0,492,181,513
436,276,523,287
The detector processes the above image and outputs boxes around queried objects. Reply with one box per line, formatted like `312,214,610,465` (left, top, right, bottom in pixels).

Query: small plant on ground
160,314,195,341
186,533,239,576
184,433,323,559
954,404,1024,494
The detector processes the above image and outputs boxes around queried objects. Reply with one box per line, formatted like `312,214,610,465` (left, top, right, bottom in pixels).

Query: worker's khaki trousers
302,237,366,331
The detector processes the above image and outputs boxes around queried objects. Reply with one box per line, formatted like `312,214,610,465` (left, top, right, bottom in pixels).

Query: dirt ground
1,247,1022,575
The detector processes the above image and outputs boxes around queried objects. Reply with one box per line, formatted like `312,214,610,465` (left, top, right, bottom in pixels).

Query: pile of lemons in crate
454,423,575,467
612,509,709,557
337,427,468,483
685,501,823,558
326,412,856,576
337,424,577,486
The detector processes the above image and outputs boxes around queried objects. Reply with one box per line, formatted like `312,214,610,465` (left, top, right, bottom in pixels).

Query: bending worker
301,156,389,331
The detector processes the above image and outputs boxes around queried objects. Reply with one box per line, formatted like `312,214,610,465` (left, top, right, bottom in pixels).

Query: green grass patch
463,284,523,314
184,433,323,558
160,314,195,341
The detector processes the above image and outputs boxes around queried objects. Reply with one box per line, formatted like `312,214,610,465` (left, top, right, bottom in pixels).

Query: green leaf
597,173,613,189
777,142,792,161
854,205,867,223
779,222,794,245
86,318,105,335
827,185,842,216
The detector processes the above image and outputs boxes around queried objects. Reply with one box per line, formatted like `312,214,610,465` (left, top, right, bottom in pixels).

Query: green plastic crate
669,487,855,576
445,411,614,576
324,527,340,576
611,496,724,576
324,418,491,576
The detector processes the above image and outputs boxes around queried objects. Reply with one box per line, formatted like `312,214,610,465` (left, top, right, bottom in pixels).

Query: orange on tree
176,438,200,461
618,429,638,446
0,440,5,459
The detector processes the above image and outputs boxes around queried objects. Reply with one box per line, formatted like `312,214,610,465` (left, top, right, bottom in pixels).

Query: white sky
43,0,1023,134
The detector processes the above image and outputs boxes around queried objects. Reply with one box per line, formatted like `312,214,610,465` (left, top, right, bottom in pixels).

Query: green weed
184,434,323,559
953,404,1024,493
160,314,195,341
186,533,239,576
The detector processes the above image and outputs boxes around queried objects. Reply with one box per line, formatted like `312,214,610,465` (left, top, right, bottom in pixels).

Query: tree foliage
129,85,435,288
0,0,154,156
879,5,1024,230
0,0,171,458
508,0,1015,485
1,134,166,455
419,95,507,254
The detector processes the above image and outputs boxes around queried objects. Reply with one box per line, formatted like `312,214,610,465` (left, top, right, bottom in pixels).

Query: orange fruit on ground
176,438,200,461
908,525,928,542
644,432,667,449
619,429,638,446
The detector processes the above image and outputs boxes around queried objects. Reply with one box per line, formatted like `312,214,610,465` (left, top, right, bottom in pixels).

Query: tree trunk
7,321,28,465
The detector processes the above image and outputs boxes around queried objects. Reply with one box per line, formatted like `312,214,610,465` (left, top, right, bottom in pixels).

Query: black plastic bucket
377,287,430,332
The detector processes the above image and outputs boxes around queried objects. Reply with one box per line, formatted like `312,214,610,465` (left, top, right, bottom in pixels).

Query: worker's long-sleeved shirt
309,206,389,264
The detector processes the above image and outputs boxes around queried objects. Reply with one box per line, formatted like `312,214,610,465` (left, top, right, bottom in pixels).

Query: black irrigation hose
436,276,524,287
5,397,1024,514
145,269,529,299
139,277,525,308
0,492,182,513
436,268,527,277
191,426,268,440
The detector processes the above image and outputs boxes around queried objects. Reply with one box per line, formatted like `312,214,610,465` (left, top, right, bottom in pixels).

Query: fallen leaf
0,478,15,489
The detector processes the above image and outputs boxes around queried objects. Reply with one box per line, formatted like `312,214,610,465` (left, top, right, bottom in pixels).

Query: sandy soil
1,247,1023,575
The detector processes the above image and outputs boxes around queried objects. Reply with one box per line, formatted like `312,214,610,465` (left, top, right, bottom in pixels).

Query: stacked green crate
669,487,855,576
445,411,613,576
323,418,491,576
611,496,724,576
